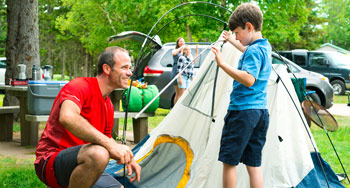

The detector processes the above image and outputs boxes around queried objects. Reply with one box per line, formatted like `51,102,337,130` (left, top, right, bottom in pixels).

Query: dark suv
110,31,333,109
279,50,350,95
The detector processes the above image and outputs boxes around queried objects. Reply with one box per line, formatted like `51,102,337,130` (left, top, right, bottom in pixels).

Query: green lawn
310,115,350,187
334,94,349,104
1,104,349,187
0,94,4,107
0,156,45,187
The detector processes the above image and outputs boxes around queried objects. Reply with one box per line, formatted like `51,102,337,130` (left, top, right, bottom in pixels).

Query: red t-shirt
35,77,114,164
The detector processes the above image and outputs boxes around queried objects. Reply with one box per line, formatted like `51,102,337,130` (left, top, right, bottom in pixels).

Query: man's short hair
97,46,129,75
228,3,263,32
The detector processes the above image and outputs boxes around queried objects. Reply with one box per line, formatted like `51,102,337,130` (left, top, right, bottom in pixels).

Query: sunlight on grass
0,94,4,107
0,156,45,187
310,115,350,187
334,95,349,104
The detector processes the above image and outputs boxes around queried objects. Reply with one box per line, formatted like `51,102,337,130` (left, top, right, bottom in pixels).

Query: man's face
110,51,132,89
233,24,252,46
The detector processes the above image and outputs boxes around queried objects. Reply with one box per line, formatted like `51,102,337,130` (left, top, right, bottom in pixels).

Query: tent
105,35,344,188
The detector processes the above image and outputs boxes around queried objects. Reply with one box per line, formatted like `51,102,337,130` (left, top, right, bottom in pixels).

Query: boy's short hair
228,3,263,32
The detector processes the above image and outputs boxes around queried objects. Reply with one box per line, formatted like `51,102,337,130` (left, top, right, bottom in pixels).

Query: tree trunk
83,52,88,77
61,48,66,81
4,0,40,106
185,23,192,42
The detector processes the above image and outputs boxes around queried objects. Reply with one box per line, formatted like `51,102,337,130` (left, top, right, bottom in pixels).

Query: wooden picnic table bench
0,106,20,141
25,111,155,145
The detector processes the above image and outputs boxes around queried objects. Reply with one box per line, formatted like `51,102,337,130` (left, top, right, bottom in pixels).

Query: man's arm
211,46,255,87
59,100,133,164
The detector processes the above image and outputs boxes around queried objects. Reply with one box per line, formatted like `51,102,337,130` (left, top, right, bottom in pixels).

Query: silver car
110,31,333,109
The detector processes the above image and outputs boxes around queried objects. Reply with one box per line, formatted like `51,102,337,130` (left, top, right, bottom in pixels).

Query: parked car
0,57,6,94
279,50,350,95
110,31,333,109
272,53,333,109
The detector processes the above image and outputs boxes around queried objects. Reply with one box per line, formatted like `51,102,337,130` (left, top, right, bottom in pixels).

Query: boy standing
211,3,272,188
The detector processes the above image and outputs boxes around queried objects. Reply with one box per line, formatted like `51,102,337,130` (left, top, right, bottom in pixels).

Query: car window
280,52,293,61
272,56,299,73
0,59,6,68
197,48,210,68
160,49,173,67
293,54,306,66
160,47,210,68
310,53,327,66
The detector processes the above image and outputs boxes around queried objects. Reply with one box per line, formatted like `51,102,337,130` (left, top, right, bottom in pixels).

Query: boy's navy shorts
218,109,269,167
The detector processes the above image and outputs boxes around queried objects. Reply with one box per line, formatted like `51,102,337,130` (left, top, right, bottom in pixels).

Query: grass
0,102,349,187
334,94,350,104
0,156,45,187
0,94,4,106
118,108,170,132
310,115,350,187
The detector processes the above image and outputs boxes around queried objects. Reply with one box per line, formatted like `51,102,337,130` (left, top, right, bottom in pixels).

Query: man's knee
79,145,110,169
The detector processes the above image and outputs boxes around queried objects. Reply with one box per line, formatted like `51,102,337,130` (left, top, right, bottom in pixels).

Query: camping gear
10,78,28,86
17,64,26,80
122,86,143,112
32,65,39,80
121,85,159,113
27,80,67,115
42,65,53,81
105,36,345,187
291,77,306,102
302,100,338,132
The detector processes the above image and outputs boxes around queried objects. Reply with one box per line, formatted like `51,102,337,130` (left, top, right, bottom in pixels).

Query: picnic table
1,85,154,146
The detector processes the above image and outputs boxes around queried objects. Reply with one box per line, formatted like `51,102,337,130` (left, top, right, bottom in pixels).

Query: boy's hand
211,46,223,67
222,30,235,43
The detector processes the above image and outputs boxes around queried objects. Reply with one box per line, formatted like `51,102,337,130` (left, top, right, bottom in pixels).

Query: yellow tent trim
137,135,194,188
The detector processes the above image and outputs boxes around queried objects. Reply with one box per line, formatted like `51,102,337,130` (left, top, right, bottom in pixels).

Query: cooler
27,80,68,115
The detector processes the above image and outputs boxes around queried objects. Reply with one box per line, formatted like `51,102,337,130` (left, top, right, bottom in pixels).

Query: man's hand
211,46,224,67
127,159,141,183
107,139,134,164
222,30,235,44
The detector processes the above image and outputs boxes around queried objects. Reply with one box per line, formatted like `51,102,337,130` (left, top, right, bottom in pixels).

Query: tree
323,0,350,50
4,0,40,105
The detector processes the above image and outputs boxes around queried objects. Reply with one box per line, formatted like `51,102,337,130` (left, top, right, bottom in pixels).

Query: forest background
1,0,349,79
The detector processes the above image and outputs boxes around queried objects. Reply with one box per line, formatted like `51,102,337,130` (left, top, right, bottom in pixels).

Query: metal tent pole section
120,3,231,186
272,46,350,185
134,40,224,119
153,14,227,37
271,67,330,188
134,1,232,74
121,76,136,187
211,32,226,118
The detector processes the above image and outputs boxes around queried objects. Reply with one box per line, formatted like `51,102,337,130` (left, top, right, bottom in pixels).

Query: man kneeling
34,46,141,188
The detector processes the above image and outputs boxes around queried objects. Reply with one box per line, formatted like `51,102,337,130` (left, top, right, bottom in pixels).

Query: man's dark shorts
35,145,122,188
218,109,269,167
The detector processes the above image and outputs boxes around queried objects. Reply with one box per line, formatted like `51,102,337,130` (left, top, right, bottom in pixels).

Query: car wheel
306,90,321,106
331,80,345,95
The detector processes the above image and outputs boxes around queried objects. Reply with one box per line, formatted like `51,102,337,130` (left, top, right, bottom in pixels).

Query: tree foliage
323,0,350,50
2,0,350,79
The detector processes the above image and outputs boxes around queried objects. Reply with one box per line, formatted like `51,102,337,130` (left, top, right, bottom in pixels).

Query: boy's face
232,23,253,46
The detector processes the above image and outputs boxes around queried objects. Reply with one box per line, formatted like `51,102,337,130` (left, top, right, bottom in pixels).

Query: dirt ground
0,130,136,160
